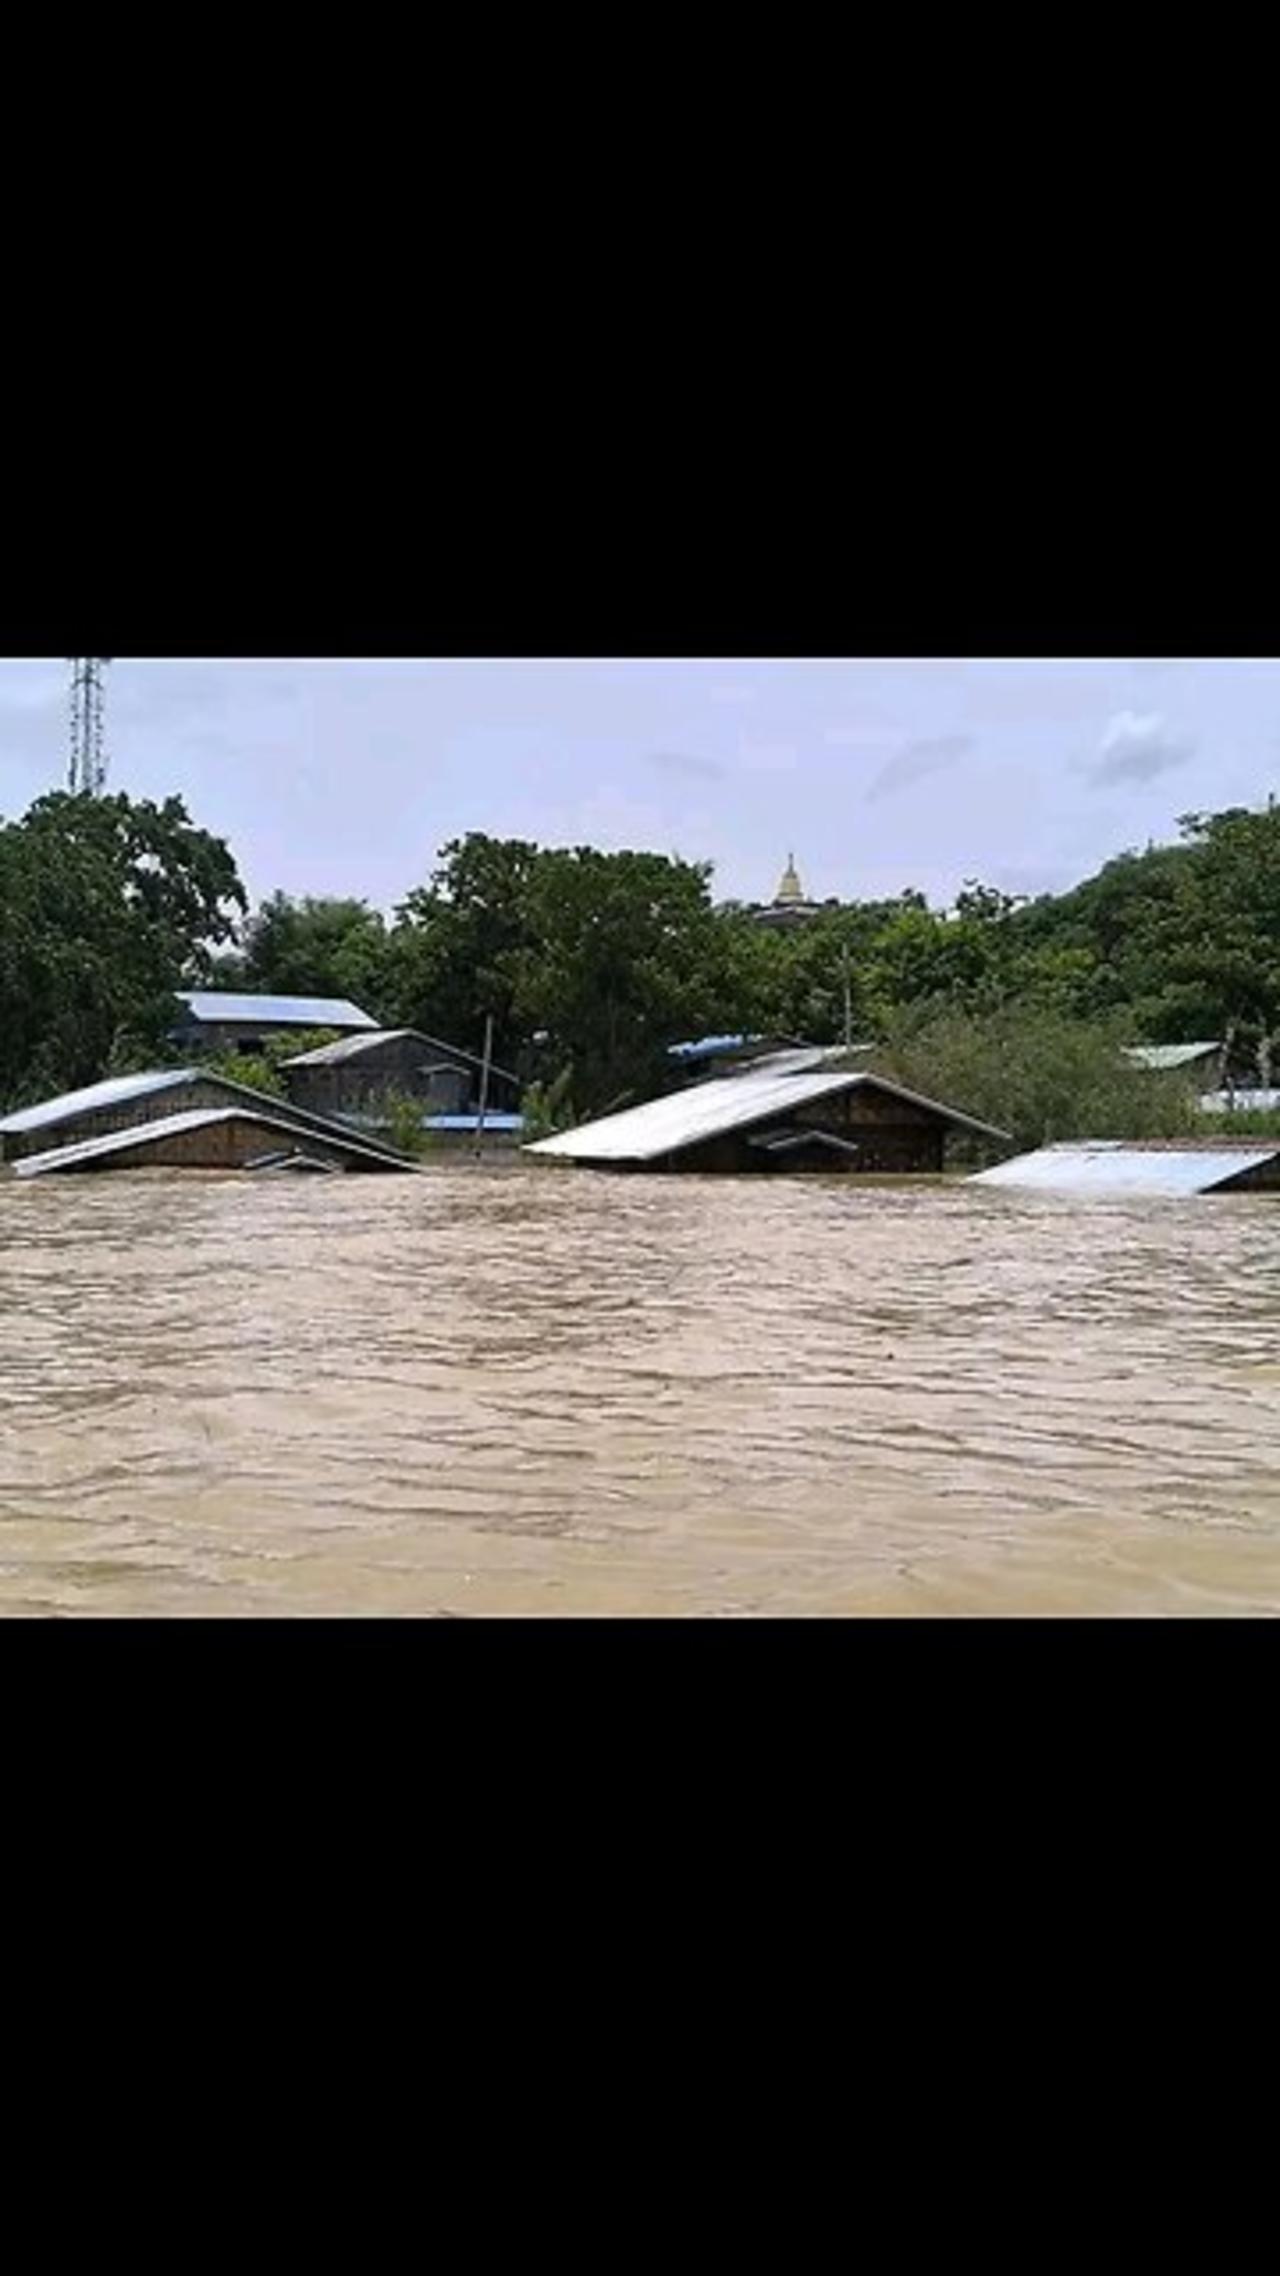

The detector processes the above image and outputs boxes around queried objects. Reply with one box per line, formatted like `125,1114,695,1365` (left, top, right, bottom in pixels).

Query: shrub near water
871,1007,1203,1159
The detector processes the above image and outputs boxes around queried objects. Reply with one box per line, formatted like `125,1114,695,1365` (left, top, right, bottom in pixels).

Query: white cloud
1088,710,1194,788
867,733,974,803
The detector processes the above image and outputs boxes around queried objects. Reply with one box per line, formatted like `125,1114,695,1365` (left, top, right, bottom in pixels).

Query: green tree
0,790,246,1106
872,1004,1200,1156
513,846,733,1114
385,834,541,1073
240,892,390,1014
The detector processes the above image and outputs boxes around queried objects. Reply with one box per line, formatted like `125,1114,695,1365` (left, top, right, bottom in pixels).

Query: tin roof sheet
0,1068,194,1135
14,1105,413,1176
972,1139,1280,1196
281,1026,520,1082
1,1066,410,1166
175,992,378,1030
1123,1042,1222,1070
528,1068,1009,1165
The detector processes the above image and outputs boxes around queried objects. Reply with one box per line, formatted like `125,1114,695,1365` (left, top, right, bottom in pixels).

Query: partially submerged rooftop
972,1138,1280,1196
528,1065,1008,1171
12,1104,416,1177
0,1068,413,1169
280,1026,520,1084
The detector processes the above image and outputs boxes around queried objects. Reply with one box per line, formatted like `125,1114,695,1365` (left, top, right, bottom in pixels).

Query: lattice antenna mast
67,658,111,794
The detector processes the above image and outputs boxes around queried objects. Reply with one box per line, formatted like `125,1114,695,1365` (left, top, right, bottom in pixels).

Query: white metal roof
527,1068,1008,1165
280,1026,521,1082
175,992,378,1030
1,1066,413,1166
1123,1042,1222,1070
972,1140,1280,1196
14,1105,412,1176
281,1028,426,1066
0,1068,194,1135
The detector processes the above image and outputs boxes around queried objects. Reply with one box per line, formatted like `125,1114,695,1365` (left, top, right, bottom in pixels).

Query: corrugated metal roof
175,992,378,1030
282,1028,422,1065
14,1105,414,1177
528,1069,1009,1165
0,1068,194,1135
972,1140,1280,1196
281,1026,520,1082
0,1066,410,1166
1123,1042,1222,1070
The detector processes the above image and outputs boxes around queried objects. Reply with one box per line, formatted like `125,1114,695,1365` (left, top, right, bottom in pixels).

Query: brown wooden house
528,1066,1008,1174
281,1028,521,1122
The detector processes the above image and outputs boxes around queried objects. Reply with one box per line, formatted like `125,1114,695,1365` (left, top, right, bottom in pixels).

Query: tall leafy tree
0,790,246,1104
239,892,390,1013
384,834,542,1070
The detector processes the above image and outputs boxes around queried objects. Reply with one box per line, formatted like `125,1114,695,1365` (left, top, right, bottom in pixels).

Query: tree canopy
0,791,245,1106
6,788,1280,1129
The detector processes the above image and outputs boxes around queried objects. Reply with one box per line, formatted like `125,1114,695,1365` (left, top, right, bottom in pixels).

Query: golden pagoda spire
775,852,805,904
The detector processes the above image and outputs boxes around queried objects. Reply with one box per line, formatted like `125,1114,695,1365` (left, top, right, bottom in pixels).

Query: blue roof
424,1113,525,1132
175,992,377,1031
667,1034,761,1062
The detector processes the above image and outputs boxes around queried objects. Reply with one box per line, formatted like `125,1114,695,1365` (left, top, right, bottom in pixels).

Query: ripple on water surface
2,1162,1280,1614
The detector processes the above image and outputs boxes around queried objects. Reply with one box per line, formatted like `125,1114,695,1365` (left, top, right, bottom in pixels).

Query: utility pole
841,942,853,1053
67,659,111,794
474,1013,494,1157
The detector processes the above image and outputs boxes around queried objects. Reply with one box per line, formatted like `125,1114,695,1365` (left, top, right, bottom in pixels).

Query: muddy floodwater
3,1161,1280,1616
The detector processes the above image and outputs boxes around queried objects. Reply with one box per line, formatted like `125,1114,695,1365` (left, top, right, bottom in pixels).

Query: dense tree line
5,788,1280,1144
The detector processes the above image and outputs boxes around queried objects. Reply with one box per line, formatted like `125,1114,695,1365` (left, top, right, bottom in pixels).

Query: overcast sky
2,657,1276,914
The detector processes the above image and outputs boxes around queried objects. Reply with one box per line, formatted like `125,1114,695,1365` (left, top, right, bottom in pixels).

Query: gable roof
528,1067,1009,1166
0,1067,411,1167
280,1026,520,1084
13,1105,415,1177
1123,1042,1222,1070
972,1139,1280,1196
1,1068,194,1136
174,991,378,1031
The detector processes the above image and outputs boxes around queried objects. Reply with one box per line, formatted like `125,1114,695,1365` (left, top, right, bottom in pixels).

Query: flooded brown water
3,1161,1280,1616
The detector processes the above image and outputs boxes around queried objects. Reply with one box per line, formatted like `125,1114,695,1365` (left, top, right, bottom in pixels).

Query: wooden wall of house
4,1078,234,1162
669,1102,949,1175
3,1079,384,1164
72,1115,396,1174
1218,1154,1280,1192
285,1040,472,1120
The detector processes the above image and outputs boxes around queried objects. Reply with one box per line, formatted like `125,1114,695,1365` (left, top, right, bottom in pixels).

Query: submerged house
972,1138,1280,1196
12,1105,413,1178
527,1065,1007,1174
280,1028,521,1124
0,1070,414,1174
170,991,379,1057
1123,1041,1230,1085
